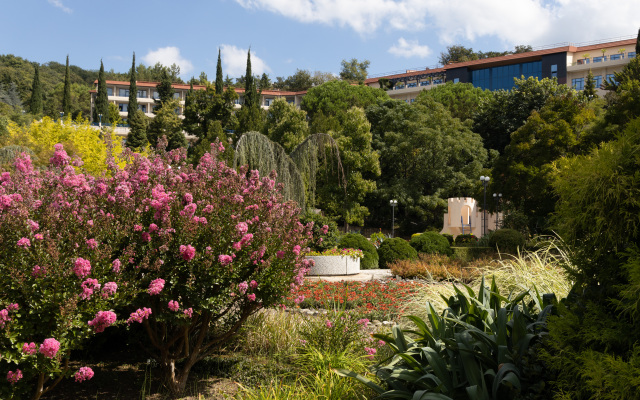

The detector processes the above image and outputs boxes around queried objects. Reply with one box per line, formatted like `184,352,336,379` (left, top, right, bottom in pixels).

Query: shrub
369,231,385,248
338,233,379,269
441,233,454,245
300,211,339,251
489,228,526,253
451,246,495,261
377,238,417,269
389,253,479,282
454,233,477,245
409,231,452,256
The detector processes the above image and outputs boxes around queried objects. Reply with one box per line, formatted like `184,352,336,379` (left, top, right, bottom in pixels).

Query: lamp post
493,193,502,230
98,113,102,127
390,199,398,238
59,112,64,124
480,176,490,236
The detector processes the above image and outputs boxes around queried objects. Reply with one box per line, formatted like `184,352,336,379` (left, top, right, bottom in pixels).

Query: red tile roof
92,80,306,96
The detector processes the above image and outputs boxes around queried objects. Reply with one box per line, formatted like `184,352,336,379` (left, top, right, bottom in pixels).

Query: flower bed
283,280,426,321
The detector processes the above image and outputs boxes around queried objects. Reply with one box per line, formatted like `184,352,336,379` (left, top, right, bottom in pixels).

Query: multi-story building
365,36,637,102
89,80,306,123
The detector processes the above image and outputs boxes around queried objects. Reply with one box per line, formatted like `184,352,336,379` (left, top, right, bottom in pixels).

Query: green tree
108,102,122,126
62,55,71,116
366,98,488,232
29,64,43,116
258,73,271,90
128,52,138,122
215,49,223,95
147,98,186,150
182,83,237,139
263,98,309,152
94,60,110,124
339,58,370,83
125,109,148,150
602,56,640,126
316,107,380,228
197,71,208,85
636,27,640,55
284,69,314,91
416,81,492,122
583,69,598,100
439,45,479,65
187,120,234,165
237,49,264,133
155,69,174,108
473,76,574,154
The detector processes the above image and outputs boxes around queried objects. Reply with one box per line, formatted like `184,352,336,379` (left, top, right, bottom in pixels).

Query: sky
2,0,640,81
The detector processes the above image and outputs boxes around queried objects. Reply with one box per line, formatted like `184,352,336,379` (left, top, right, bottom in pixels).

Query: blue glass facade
471,61,542,91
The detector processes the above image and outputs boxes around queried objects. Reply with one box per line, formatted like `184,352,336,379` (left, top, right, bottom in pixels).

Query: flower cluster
168,300,180,311
39,338,61,359
147,278,165,295
88,311,117,333
127,308,152,324
307,247,364,260
7,369,23,385
75,367,94,382
73,258,92,278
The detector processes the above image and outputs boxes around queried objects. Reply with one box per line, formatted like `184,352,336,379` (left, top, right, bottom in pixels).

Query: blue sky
2,0,639,81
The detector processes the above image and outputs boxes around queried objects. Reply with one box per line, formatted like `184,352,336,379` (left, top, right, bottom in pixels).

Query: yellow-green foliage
4,116,126,175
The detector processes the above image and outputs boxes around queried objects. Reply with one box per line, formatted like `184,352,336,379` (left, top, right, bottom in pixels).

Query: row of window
472,61,543,91
576,52,636,65
571,74,616,90
107,88,183,99
393,78,444,90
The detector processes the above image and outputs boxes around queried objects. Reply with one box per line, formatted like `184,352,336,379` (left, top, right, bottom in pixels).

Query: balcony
568,53,631,72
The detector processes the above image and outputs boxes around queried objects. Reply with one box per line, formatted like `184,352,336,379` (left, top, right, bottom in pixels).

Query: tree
583,69,597,100
439,45,479,65
366,98,488,232
237,49,264,133
127,52,138,122
155,68,175,108
108,103,122,126
62,55,71,116
316,107,380,228
258,73,271,90
263,98,309,152
94,60,109,124
339,58,370,83
473,76,574,154
125,109,148,150
416,82,492,122
216,49,224,95
602,56,640,126
0,82,22,109
187,120,234,165
29,64,43,115
284,69,314,91
147,98,186,150
182,83,237,139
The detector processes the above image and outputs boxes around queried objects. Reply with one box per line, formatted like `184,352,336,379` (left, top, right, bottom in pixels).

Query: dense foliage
377,238,418,268
338,233,379,269
488,229,526,254
409,231,453,256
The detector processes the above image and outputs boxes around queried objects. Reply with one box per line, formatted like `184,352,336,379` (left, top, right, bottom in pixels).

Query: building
365,36,637,102
89,80,306,123
441,197,502,238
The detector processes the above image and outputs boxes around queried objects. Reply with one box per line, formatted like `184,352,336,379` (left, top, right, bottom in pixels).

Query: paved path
306,268,393,282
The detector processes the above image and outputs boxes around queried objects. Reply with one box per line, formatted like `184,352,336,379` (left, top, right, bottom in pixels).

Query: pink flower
241,233,253,246
294,295,305,304
126,308,152,324
149,223,159,233
238,281,248,295
86,238,98,249
218,254,233,266
250,280,258,289
88,311,117,333
247,293,256,301
112,259,121,273
73,258,91,278
236,221,249,235
7,303,19,312
141,232,151,242
147,278,165,295
292,245,301,256
378,340,386,347
357,318,370,328
276,250,285,259
184,193,193,203
80,278,100,300
101,282,117,298
320,225,329,234
364,347,377,359
22,342,37,355
134,224,143,232
168,300,180,311
183,308,193,318
31,265,46,278
87,220,94,226
179,245,196,261
0,309,10,328
34,233,44,240
75,367,94,383
233,241,242,251
7,369,23,385
17,237,31,248
49,144,70,167
27,219,39,232
39,338,60,358
325,320,333,328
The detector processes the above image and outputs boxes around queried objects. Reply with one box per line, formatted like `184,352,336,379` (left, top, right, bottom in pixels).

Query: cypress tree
636,27,640,55
243,49,259,109
215,49,223,95
237,49,264,133
94,60,110,124
155,69,174,108
62,55,71,117
127,52,138,123
126,109,148,150
583,69,597,100
29,64,43,116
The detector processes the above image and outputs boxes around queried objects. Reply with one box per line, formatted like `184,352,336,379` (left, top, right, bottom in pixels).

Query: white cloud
47,0,72,13
388,38,431,58
220,45,271,78
142,47,194,75
234,0,640,48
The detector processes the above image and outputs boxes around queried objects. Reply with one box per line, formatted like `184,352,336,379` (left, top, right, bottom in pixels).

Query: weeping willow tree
234,132,345,210
290,133,345,209
234,131,306,207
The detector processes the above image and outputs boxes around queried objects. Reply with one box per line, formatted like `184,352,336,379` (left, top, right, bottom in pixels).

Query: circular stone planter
306,255,361,276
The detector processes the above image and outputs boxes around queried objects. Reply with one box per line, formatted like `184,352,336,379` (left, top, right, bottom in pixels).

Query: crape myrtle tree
0,141,313,398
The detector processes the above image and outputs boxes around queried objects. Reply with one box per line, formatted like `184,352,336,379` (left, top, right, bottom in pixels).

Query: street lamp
98,113,102,127
480,176,490,236
59,112,64,124
493,193,502,230
390,199,398,238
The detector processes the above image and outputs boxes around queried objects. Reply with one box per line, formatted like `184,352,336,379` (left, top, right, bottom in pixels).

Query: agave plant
337,277,554,400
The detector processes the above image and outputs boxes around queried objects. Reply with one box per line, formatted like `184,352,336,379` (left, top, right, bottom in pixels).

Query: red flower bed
283,280,426,321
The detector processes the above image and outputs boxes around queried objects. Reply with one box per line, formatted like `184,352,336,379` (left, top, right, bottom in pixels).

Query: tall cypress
243,49,259,109
94,60,110,124
636,27,640,55
215,49,223,94
29,64,43,116
584,69,597,100
127,52,138,122
62,55,71,117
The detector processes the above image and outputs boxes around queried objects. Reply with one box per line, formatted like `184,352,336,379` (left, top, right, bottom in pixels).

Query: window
396,84,405,89
628,52,636,59
572,78,584,90
175,108,181,115
138,105,147,113
593,75,602,88
118,103,128,112
407,82,417,88
137,90,147,98
593,56,605,63
610,54,622,61
235,97,243,105
173,92,181,99
107,88,113,96
551,64,558,78
264,98,275,106
606,74,617,85
420,81,430,86
410,98,415,103
118,89,129,97
152,91,160,100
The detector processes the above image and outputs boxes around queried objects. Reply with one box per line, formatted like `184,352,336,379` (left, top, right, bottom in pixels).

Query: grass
388,253,495,282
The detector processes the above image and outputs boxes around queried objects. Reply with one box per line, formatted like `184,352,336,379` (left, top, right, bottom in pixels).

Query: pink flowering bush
0,141,311,396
